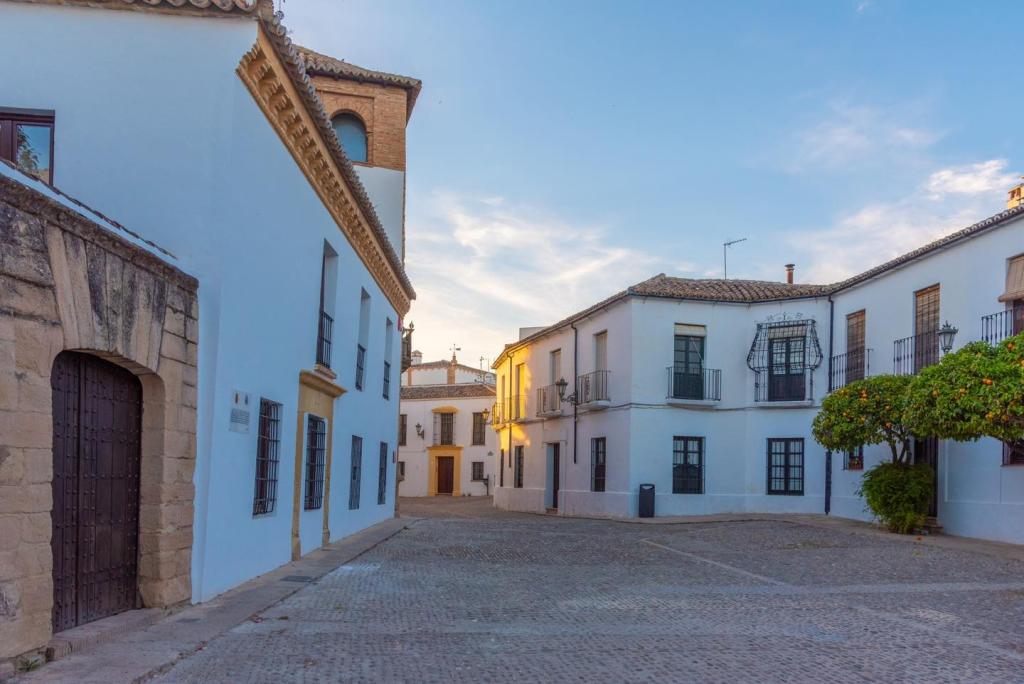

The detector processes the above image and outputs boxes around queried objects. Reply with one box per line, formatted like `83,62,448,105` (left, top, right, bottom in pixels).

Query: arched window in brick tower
331,113,368,163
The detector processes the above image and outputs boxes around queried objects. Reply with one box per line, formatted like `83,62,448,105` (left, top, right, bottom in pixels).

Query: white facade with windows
0,0,420,607
397,374,496,498
491,203,1024,546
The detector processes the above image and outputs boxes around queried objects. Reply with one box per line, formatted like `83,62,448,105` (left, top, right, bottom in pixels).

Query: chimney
785,263,795,284
447,351,457,385
411,350,422,366
1008,179,1024,210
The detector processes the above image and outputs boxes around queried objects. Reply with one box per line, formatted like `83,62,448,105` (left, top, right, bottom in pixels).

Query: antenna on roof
723,238,747,280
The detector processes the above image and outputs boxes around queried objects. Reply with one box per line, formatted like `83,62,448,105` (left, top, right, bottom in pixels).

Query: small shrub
857,461,934,534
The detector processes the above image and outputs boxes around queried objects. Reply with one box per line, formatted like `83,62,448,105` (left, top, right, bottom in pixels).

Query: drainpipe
507,352,513,465
824,294,835,515
571,322,578,464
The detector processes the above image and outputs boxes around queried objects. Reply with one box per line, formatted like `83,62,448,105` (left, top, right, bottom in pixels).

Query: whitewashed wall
0,5,404,600
397,392,496,497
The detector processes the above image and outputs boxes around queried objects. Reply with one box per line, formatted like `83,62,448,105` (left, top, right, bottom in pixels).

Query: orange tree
904,333,1024,450
812,375,916,463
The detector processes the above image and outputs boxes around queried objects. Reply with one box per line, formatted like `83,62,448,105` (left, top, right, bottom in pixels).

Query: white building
398,353,496,497
491,194,1024,546
0,0,419,660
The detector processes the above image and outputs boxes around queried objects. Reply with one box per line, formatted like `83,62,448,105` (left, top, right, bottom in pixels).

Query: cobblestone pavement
155,500,1024,683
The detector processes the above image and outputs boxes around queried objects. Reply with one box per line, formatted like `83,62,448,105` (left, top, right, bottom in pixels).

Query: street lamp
555,377,577,405
938,321,958,355
415,422,424,439
481,407,490,424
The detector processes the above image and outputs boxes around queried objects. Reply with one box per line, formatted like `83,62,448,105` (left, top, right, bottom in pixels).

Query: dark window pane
15,123,52,184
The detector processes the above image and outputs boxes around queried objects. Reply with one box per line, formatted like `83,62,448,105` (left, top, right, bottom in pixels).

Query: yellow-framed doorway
427,446,463,496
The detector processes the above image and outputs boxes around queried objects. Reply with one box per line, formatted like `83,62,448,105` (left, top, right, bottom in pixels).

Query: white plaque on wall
229,390,251,433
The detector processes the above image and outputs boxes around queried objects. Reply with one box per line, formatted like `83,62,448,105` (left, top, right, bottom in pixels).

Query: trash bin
639,483,655,518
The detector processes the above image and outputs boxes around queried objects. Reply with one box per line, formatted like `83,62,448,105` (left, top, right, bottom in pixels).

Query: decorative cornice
299,369,346,398
237,27,413,315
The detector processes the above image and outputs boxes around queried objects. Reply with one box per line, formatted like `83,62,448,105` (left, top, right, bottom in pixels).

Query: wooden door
768,337,806,401
673,335,705,399
551,444,560,509
436,456,454,495
914,438,939,518
51,351,142,633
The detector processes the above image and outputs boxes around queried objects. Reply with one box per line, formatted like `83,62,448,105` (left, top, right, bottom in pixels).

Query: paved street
142,498,1024,683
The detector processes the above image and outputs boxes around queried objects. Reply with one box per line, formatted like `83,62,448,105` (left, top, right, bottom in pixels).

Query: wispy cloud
785,100,940,172
791,159,1017,283
405,194,667,365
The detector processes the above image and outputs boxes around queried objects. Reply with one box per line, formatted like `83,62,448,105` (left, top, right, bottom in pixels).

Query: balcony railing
401,326,414,371
537,384,562,416
492,395,526,424
576,370,610,406
316,310,333,368
491,401,505,426
666,367,721,402
893,331,939,376
828,348,871,391
981,310,1017,345
753,368,813,403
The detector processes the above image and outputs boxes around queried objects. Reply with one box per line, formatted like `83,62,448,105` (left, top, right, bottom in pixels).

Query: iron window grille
1004,441,1024,466
399,414,407,446
472,412,486,445
893,331,940,376
747,319,822,402
349,436,363,509
316,309,333,368
499,449,505,487
576,370,610,404
767,438,804,495
666,367,722,401
433,412,455,446
303,415,327,510
845,446,864,471
672,436,704,494
253,398,282,516
591,438,607,492
383,361,391,399
355,344,366,390
377,442,388,505
514,446,524,489
471,461,485,481
398,461,406,478
0,108,55,184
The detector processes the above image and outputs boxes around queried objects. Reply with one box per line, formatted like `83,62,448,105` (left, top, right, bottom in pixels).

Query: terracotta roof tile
120,0,257,10
400,384,496,400
493,205,1024,367
296,46,421,116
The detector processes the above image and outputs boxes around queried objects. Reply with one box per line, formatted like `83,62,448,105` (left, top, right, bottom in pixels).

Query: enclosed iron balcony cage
316,309,333,368
828,348,870,392
537,384,562,415
666,366,721,401
893,331,939,376
576,370,610,405
747,318,822,402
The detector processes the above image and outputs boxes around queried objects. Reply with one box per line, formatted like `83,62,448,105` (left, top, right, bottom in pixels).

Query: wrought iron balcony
490,401,505,427
753,368,814,403
537,384,562,416
315,309,333,368
893,331,938,376
828,348,870,391
981,309,1020,345
400,324,414,371
666,366,721,402
576,370,610,406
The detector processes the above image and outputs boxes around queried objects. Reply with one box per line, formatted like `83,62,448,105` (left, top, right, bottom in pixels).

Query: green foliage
858,462,934,534
812,375,915,463
905,333,1024,446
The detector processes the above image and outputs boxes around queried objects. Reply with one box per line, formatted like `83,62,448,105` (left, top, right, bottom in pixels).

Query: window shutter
674,324,706,337
999,255,1024,302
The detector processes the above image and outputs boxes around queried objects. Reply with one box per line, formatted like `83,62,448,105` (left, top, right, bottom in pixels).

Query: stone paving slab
148,500,1024,683
9,517,412,684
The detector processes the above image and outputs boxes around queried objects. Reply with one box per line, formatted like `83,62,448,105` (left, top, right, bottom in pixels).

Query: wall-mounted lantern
415,422,425,439
938,321,958,355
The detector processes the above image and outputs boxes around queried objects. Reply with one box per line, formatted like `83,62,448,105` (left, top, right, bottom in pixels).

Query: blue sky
285,0,1021,369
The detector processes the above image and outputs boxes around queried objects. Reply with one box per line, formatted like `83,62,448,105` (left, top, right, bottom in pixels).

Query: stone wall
0,173,199,660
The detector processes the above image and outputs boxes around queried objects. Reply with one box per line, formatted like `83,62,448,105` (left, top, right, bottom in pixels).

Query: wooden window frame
398,413,407,446
672,436,704,494
591,437,607,492
471,412,486,446
253,398,282,516
499,449,505,487
0,107,55,185
767,438,804,495
513,446,524,489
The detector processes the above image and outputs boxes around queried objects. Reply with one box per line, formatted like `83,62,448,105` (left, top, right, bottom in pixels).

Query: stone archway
0,174,199,659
